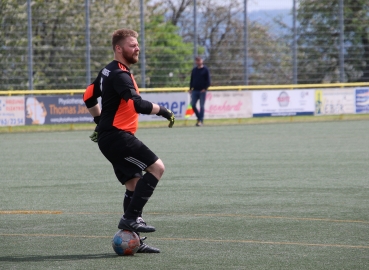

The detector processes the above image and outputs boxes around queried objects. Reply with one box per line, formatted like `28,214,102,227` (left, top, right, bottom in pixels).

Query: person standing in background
189,56,211,126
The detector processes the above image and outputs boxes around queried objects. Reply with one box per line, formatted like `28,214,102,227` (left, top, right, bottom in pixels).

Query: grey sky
248,0,293,12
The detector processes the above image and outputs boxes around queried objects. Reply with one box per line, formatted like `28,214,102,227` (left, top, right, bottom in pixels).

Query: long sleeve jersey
83,60,152,134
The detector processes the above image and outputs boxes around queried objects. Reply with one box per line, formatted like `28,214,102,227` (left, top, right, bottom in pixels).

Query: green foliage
174,0,292,86
31,0,86,89
247,23,292,85
144,15,193,87
4,0,367,88
0,0,195,90
0,2,28,90
297,0,369,83
89,0,140,78
1,0,90,90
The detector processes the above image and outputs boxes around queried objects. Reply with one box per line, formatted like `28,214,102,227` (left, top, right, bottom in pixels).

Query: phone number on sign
0,118,25,126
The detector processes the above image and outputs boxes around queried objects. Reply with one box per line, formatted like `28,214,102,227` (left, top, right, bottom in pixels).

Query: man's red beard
122,50,139,64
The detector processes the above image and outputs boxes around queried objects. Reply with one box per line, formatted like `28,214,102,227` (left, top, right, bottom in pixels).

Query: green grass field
1,120,368,269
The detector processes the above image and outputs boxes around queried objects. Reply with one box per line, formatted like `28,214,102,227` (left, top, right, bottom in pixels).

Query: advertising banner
355,88,369,114
315,88,355,115
252,89,315,117
139,92,188,121
25,95,92,125
0,96,25,126
186,91,252,119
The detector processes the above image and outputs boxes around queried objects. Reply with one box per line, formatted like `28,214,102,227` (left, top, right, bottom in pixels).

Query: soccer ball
112,230,140,256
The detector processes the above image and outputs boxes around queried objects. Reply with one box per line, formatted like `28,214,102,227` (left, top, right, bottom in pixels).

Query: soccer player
83,28,175,253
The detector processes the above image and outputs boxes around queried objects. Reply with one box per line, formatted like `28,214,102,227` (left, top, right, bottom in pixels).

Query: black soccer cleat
118,217,156,233
137,237,160,253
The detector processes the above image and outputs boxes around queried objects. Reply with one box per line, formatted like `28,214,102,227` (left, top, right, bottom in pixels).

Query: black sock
124,172,158,220
123,189,134,213
123,192,141,238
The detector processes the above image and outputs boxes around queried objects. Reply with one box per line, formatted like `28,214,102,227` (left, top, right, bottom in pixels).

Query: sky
248,0,293,12
150,1,294,13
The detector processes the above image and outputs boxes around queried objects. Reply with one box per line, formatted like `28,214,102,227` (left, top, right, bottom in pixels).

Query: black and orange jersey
83,60,153,134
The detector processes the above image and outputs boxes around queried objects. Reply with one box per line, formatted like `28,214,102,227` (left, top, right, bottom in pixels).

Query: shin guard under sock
124,172,158,219
123,189,134,213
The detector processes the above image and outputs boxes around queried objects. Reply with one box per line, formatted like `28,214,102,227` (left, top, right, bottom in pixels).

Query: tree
0,0,193,90
159,0,292,85
31,0,86,89
30,0,140,89
247,22,292,85
163,0,192,26
90,1,194,88
144,15,193,87
296,0,369,83
89,0,141,78
0,0,300,89
0,1,29,90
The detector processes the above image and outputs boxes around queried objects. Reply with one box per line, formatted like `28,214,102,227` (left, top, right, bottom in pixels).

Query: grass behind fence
0,121,368,269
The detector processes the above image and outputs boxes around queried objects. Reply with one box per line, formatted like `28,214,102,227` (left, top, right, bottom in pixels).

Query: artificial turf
1,121,368,269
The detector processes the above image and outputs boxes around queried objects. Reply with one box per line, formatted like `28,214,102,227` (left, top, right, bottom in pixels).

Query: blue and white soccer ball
112,230,140,256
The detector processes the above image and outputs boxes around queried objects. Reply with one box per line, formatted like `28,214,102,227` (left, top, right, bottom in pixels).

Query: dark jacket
190,66,211,91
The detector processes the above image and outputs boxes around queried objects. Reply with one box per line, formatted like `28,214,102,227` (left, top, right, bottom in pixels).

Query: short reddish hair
112,29,138,51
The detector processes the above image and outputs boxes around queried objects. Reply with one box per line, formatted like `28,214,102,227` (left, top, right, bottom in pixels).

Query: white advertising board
139,92,188,121
315,88,355,115
252,89,315,117
203,91,252,119
0,96,25,126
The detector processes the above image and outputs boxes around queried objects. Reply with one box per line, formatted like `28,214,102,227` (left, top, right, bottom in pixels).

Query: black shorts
98,130,159,184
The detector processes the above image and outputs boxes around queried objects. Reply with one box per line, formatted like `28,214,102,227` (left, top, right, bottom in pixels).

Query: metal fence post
292,0,297,84
85,0,91,86
193,0,198,60
140,0,146,88
339,0,345,82
243,0,248,85
27,0,33,90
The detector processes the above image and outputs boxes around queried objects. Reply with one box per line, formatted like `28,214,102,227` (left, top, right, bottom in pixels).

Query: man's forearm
151,103,160,115
88,104,101,117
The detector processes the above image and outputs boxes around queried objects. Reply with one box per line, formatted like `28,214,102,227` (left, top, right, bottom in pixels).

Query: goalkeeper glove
89,125,99,143
156,106,175,128
89,116,100,143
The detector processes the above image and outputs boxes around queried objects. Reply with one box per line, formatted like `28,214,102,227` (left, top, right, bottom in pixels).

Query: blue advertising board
25,95,93,125
355,88,369,114
139,92,188,121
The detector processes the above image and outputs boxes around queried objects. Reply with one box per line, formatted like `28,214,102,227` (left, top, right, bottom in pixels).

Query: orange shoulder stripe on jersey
118,63,128,72
83,84,94,102
118,62,140,95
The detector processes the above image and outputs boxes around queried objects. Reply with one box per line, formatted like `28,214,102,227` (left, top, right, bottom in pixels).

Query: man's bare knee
125,177,140,191
146,159,165,180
